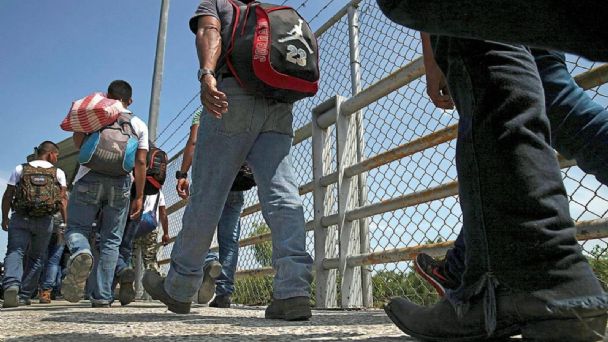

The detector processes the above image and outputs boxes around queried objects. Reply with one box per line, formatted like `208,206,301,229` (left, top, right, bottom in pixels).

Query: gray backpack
78,113,138,176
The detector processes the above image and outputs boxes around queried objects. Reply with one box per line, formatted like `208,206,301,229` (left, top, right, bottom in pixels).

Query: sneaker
39,289,52,304
384,291,607,341
265,297,312,321
18,297,32,306
62,253,93,303
197,260,222,304
414,253,459,297
91,302,111,308
142,270,191,314
117,268,136,306
209,295,231,308
2,286,19,308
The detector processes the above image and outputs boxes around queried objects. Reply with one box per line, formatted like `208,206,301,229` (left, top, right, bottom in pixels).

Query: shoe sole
119,269,136,306
521,314,607,341
62,253,93,303
265,311,312,321
383,301,518,342
3,287,19,308
414,256,447,297
198,263,222,304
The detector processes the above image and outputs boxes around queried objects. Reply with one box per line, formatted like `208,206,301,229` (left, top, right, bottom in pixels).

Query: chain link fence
156,0,608,308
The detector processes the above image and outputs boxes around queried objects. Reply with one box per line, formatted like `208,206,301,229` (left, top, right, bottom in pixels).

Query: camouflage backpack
12,164,62,217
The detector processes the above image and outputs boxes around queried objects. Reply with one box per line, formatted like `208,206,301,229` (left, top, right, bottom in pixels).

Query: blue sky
0,0,352,260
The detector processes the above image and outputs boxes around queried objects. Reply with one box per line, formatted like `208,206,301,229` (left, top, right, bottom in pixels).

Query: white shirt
8,160,67,188
143,191,165,220
73,107,149,184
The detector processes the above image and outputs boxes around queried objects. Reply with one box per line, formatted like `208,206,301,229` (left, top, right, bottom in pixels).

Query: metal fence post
347,2,372,308
335,95,363,308
312,98,340,308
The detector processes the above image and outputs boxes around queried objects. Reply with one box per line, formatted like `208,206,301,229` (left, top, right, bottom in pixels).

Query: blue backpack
78,113,138,176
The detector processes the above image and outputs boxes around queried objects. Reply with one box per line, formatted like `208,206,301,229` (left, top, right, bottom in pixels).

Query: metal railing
156,0,608,308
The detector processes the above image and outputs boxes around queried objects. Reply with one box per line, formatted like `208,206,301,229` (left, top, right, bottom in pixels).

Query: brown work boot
39,289,52,304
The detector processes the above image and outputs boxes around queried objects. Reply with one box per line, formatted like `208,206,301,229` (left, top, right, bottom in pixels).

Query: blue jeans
203,190,245,297
65,171,131,304
429,37,606,323
2,213,53,299
115,219,140,276
445,49,608,281
376,0,608,62
40,233,65,291
165,78,313,302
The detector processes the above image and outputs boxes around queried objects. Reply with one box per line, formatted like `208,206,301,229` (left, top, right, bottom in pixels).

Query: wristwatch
197,68,215,81
175,171,188,180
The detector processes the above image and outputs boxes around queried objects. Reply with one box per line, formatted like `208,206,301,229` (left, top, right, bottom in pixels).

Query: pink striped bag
60,93,123,133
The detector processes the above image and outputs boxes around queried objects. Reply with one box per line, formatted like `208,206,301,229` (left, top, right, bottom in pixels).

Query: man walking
2,141,67,308
63,80,148,308
143,0,313,320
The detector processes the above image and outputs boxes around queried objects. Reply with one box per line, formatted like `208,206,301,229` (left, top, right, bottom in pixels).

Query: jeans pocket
73,180,101,206
216,96,255,137
268,101,294,136
109,183,131,209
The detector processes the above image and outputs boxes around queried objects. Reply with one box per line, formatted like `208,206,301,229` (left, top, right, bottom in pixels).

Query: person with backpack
175,108,249,308
112,143,168,306
143,0,315,320
1,141,68,308
132,189,168,271
63,80,148,308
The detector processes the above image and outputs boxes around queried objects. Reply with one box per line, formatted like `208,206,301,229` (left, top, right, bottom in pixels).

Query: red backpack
224,1,320,103
144,144,168,195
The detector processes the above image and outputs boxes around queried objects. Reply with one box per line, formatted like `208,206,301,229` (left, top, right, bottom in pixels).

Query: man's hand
130,197,143,220
420,32,454,110
200,75,228,118
162,233,170,246
2,219,8,231
176,178,191,199
425,60,454,110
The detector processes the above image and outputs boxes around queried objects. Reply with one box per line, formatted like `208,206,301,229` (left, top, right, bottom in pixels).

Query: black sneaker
91,302,111,308
414,253,459,297
197,260,222,304
265,297,312,321
142,270,191,314
209,295,231,308
117,268,136,306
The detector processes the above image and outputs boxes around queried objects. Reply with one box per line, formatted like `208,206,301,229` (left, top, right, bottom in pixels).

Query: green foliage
587,245,608,290
233,267,439,308
233,275,274,306
371,269,438,308
251,223,272,267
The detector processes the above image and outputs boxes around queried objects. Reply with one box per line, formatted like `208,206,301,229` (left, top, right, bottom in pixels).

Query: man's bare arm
196,16,228,118
73,132,86,150
2,186,15,231
420,32,454,110
130,149,148,220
